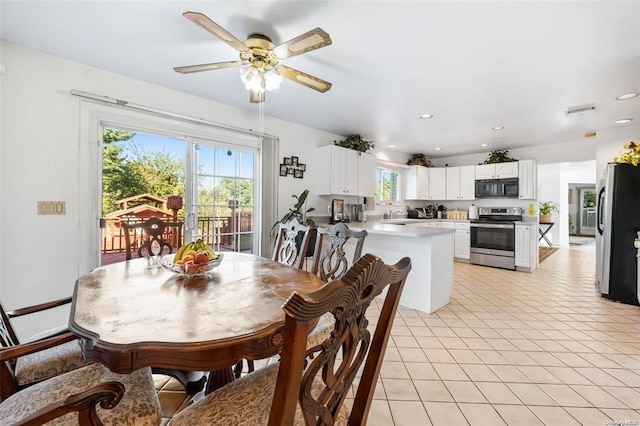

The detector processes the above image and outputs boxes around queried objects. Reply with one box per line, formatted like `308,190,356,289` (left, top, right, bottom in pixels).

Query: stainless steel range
470,207,523,270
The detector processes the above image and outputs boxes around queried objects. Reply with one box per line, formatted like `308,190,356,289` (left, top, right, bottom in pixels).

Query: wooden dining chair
272,218,313,269
1,297,90,401
311,222,368,282
0,362,161,425
122,217,183,260
169,253,412,426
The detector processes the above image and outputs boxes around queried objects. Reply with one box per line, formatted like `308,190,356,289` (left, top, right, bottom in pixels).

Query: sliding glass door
186,139,258,253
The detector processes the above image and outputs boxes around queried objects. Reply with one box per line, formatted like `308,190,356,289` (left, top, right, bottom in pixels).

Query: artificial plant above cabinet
316,145,376,197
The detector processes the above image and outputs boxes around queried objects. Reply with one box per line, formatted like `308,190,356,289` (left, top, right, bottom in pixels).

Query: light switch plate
38,201,66,215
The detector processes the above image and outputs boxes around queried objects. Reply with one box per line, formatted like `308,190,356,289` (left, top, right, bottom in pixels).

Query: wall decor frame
280,156,306,178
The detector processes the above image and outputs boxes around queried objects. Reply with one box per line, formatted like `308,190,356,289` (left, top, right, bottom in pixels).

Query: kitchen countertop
320,221,454,238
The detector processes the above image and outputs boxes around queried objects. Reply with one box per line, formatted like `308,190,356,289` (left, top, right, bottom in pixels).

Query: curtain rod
70,89,275,139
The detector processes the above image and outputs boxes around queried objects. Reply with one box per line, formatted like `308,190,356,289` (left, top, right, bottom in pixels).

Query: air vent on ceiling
567,103,596,115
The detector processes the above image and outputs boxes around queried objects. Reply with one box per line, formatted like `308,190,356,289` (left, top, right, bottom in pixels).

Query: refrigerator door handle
596,185,606,235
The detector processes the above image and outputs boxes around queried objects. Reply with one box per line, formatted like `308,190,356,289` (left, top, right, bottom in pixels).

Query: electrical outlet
37,201,66,215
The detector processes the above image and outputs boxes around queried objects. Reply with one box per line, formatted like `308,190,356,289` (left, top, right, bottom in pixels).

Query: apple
194,251,210,264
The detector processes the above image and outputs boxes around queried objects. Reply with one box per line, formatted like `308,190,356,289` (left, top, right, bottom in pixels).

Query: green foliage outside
102,128,253,221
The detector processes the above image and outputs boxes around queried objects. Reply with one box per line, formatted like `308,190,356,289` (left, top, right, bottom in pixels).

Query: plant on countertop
406,153,433,167
334,134,375,153
539,201,559,215
613,140,640,166
481,149,517,164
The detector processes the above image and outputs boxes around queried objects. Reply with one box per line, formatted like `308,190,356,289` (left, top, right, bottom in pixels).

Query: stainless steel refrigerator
596,162,640,306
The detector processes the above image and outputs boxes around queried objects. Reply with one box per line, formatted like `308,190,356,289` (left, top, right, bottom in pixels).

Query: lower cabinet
515,224,531,268
454,222,470,260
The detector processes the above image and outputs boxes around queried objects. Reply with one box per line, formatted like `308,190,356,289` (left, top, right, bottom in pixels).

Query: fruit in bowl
168,239,222,274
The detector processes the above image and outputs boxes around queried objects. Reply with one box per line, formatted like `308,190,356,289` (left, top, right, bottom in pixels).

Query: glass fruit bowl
160,253,223,276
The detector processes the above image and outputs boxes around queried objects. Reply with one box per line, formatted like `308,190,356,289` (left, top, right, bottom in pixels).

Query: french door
185,138,259,253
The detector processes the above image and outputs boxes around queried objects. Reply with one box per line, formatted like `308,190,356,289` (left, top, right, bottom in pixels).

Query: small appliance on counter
330,199,346,224
407,208,428,219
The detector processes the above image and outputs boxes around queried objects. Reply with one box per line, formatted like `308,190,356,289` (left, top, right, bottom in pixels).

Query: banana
173,242,194,262
197,239,216,258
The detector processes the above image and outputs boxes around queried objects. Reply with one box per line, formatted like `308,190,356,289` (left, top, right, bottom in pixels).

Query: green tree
102,129,145,214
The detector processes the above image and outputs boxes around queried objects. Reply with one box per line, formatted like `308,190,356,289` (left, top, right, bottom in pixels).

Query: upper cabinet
404,165,430,200
518,159,537,200
446,165,475,200
429,168,447,200
316,145,376,197
475,162,519,179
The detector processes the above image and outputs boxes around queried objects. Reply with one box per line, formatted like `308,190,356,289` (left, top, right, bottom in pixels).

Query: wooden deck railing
102,215,253,254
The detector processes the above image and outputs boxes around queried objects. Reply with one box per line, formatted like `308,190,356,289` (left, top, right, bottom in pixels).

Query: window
375,167,400,203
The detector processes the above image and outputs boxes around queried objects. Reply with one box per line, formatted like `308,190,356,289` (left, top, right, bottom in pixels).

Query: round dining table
68,252,325,392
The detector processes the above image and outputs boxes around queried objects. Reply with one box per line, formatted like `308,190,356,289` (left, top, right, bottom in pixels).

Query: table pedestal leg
205,368,235,394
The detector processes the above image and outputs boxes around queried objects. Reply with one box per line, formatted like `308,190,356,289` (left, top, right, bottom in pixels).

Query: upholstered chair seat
14,339,88,386
0,363,161,425
170,361,348,426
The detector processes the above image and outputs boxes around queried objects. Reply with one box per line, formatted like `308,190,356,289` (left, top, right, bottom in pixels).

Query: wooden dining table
68,252,325,393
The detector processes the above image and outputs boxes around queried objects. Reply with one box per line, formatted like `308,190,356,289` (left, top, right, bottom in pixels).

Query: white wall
0,42,345,337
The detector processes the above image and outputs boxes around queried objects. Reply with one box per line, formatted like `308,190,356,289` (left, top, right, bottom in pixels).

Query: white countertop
332,221,454,238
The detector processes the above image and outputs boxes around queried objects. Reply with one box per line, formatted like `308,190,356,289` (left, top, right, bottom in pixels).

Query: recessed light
616,118,633,124
491,126,505,131
480,143,488,147
434,147,441,151
616,93,638,100
420,114,433,119
388,144,396,148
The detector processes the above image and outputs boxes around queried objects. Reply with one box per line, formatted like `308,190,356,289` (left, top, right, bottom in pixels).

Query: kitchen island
336,221,454,314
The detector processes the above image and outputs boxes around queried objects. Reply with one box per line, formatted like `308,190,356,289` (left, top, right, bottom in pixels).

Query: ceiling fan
174,11,333,103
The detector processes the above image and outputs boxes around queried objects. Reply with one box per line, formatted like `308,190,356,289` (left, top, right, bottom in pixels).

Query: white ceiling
1,1,639,158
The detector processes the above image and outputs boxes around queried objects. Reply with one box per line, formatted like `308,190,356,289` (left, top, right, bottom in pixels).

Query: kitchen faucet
389,209,403,218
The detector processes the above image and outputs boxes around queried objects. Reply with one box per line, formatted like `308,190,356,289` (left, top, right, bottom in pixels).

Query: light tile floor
159,244,640,425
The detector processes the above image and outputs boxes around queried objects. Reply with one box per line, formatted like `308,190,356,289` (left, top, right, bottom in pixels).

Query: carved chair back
272,219,313,269
269,253,412,425
0,302,20,393
122,217,183,261
311,222,368,282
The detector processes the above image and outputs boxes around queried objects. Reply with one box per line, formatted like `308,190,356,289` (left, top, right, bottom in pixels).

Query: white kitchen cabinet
518,159,537,200
429,167,447,200
316,145,375,197
446,165,475,200
418,221,442,228
454,222,470,260
515,224,531,268
475,162,519,179
404,165,430,200
357,151,377,197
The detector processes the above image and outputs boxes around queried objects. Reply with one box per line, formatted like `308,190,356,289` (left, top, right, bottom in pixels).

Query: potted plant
481,149,517,164
539,201,559,223
407,153,433,167
273,189,316,257
333,134,375,153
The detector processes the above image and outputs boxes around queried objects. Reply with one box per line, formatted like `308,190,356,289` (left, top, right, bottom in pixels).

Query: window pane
375,167,399,203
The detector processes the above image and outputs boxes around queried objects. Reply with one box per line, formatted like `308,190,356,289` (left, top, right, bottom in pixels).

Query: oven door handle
471,223,514,229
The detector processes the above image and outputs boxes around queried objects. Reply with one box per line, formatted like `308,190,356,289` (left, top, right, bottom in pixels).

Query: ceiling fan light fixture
263,66,283,91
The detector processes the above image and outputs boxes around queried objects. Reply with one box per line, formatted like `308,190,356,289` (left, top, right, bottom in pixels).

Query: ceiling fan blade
272,28,332,60
174,61,241,74
250,91,265,103
183,11,250,53
278,65,332,93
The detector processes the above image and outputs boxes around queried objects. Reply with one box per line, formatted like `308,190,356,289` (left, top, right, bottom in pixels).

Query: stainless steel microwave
475,178,519,198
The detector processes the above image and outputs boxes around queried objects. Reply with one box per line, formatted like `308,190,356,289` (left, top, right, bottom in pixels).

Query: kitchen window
375,166,400,204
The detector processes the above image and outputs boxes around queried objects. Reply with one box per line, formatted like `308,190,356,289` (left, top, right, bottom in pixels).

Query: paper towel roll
468,204,478,220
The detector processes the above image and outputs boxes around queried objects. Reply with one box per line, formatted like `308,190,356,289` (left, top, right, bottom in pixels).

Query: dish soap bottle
528,203,535,216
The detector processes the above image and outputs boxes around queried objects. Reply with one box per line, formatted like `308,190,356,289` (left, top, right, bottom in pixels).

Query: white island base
347,222,455,314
